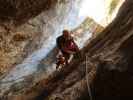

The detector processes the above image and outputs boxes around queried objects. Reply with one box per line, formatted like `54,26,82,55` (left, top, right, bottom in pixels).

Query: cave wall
0,0,58,75
0,15,46,75
0,0,83,97
0,0,132,99
0,0,72,76
87,0,133,98
0,0,59,24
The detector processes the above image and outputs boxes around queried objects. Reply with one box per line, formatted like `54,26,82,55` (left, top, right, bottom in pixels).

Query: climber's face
63,30,70,38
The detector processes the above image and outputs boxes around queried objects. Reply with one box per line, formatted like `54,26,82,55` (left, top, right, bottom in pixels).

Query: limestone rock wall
0,0,58,24
0,0,71,76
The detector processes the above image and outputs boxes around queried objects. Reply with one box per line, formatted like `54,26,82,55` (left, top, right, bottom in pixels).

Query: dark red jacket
56,35,79,54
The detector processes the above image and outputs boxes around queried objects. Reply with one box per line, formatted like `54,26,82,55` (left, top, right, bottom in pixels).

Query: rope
86,55,93,100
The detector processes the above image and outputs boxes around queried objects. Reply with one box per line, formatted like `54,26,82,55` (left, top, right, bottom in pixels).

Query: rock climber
56,29,79,68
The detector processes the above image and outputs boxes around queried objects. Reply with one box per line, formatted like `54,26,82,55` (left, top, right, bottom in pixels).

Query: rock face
0,0,71,76
91,0,133,98
53,0,133,98
0,0,58,24
0,0,132,100
0,0,82,97
12,0,133,99
0,20,42,75
0,0,66,75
